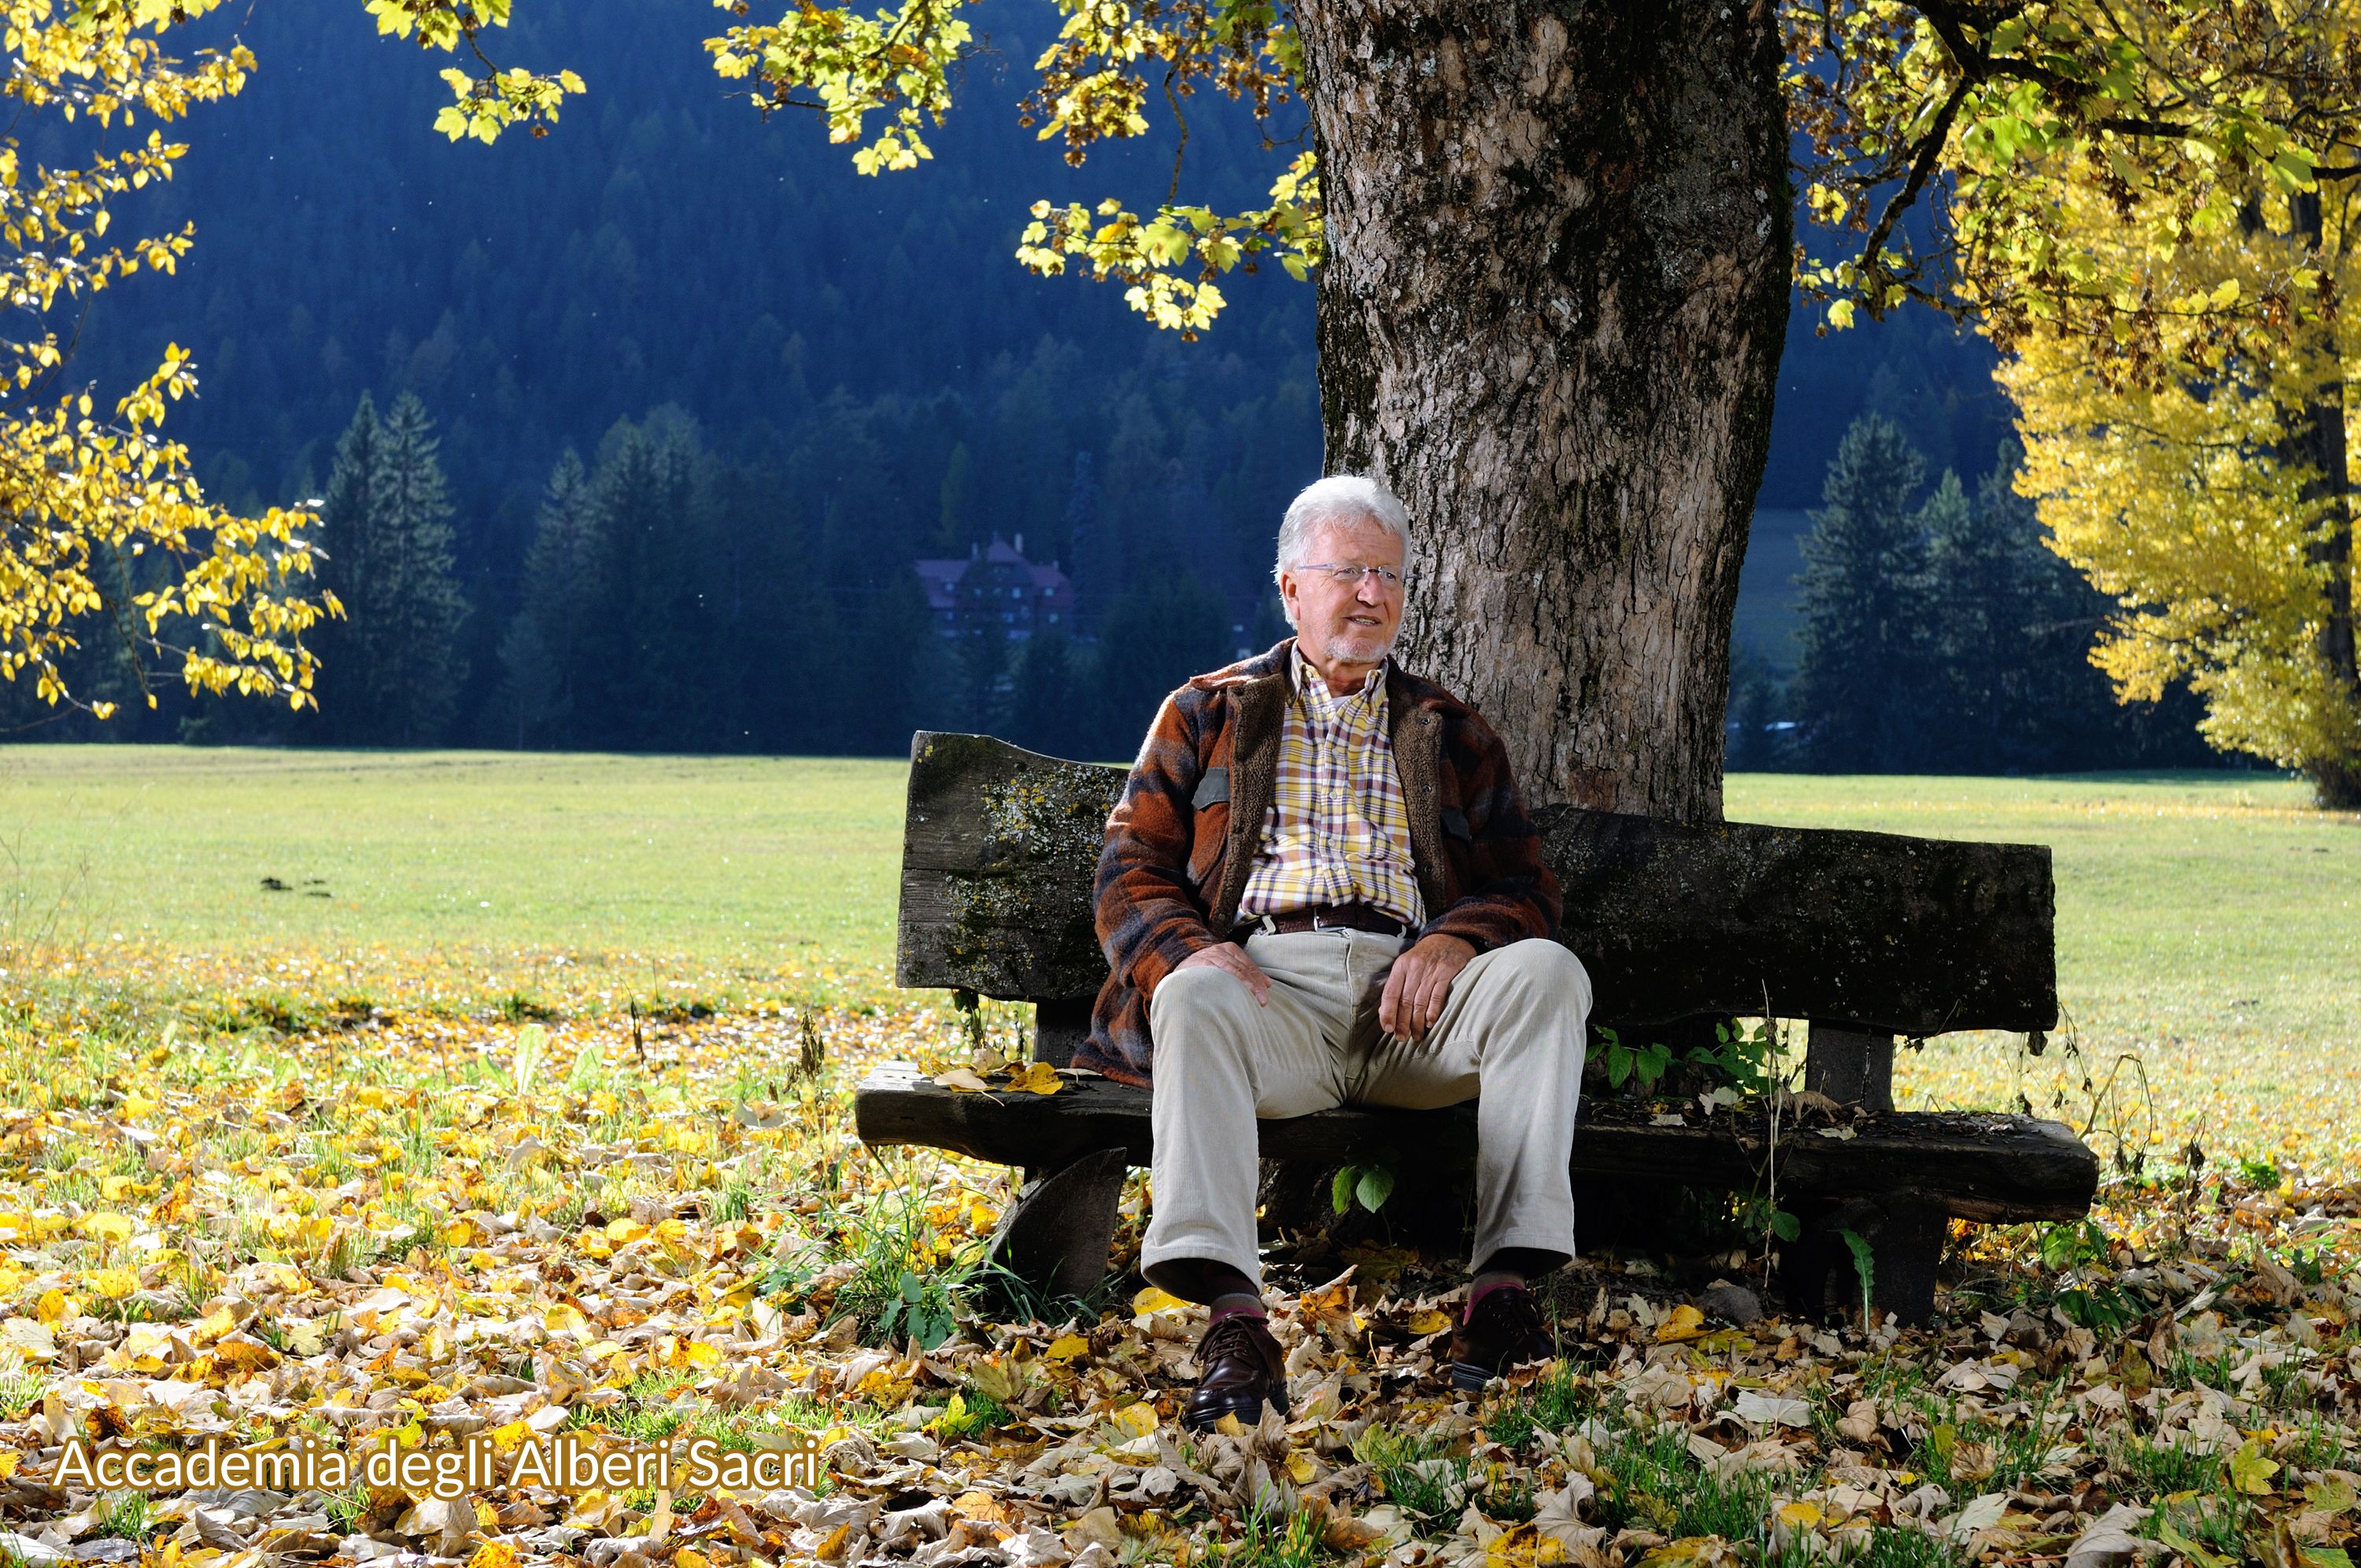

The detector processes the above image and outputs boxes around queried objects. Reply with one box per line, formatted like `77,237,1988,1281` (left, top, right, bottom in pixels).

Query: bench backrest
898,731,2057,1042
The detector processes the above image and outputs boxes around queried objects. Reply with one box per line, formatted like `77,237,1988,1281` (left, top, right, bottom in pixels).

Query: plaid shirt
1236,647,1425,927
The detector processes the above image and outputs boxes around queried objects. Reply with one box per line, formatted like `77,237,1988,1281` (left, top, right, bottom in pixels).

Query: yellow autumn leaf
1406,1309,1453,1336
1009,1061,1063,1094
2229,1436,2279,1494
98,1175,137,1203
1654,1304,1706,1341
1131,1286,1189,1315
1777,1502,1823,1527
1107,1401,1158,1439
2304,1478,2357,1515
1045,1334,1090,1361
91,1268,139,1300
545,1303,590,1333
79,1212,135,1244
35,1289,69,1325
933,1067,991,1092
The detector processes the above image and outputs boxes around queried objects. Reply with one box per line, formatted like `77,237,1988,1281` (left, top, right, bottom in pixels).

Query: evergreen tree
1723,642,1793,773
519,449,602,745
838,570,942,754
490,616,563,750
1924,445,2214,773
1096,570,1232,755
305,393,385,744
362,393,470,746
591,417,710,751
1003,631,1087,758
1792,415,1936,772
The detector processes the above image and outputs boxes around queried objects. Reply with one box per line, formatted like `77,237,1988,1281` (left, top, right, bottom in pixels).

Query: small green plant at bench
1587,1018,1787,1098
1590,1026,1673,1090
1836,1227,1875,1319
1332,1154,1398,1215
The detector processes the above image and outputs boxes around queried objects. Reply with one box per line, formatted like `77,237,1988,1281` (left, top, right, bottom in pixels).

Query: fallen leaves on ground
0,959,2354,1568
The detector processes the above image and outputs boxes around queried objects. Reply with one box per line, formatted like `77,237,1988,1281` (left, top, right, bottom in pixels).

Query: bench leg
986,1146,1129,1303
1804,1022,1895,1111
1032,997,1092,1069
1788,1191,1948,1329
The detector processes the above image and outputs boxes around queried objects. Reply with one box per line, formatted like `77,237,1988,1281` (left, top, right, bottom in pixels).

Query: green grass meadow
0,747,908,1006
4,747,2355,1171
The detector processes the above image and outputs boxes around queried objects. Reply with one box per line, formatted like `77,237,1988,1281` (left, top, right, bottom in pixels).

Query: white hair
1272,474,1410,587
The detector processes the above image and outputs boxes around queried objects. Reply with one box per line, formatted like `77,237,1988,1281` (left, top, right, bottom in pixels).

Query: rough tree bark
1300,0,1792,823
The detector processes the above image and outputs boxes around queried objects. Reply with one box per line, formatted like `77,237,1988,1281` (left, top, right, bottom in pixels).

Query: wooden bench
856,732,2100,1326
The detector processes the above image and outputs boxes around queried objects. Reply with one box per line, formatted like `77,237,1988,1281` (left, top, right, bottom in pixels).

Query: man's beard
1314,625,1399,666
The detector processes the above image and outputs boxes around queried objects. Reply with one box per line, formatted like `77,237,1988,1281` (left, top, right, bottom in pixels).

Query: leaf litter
0,956,2355,1568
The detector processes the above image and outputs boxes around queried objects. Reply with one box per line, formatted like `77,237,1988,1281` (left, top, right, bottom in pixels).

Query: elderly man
1073,474,1591,1431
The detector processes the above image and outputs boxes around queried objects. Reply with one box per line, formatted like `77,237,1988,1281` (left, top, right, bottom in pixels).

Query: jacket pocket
1441,806,1472,843
1192,767,1231,809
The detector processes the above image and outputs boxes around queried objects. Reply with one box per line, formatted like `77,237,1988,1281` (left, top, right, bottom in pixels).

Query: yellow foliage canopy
2000,179,2361,786
0,0,335,718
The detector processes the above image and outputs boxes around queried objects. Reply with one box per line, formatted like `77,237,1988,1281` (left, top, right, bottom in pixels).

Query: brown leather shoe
1448,1286,1557,1393
1183,1312,1287,1432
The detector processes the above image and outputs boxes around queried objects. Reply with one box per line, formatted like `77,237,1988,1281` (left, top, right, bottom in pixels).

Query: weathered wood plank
897,731,2058,1037
854,1064,2097,1224
897,732,1121,1004
1539,805,2056,1035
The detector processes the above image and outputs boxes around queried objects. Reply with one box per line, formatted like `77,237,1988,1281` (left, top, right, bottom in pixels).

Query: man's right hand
1174,942,1272,1005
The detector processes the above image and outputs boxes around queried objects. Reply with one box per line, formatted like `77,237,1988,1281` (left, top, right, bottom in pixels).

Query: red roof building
914,534,1075,640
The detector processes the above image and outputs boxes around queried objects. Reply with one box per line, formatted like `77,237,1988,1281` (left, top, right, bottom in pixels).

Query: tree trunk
2285,193,2359,810
1300,0,1790,823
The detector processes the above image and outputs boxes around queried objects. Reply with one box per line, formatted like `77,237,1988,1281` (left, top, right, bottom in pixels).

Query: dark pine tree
590,419,710,751
1003,630,1086,758
514,449,602,747
304,393,384,745
1096,570,1232,756
1793,415,1936,773
364,393,470,746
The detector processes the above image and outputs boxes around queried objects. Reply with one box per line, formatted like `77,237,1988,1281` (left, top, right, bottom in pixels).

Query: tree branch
1857,73,1973,293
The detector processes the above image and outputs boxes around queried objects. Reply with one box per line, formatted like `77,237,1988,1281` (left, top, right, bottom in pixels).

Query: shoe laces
1199,1312,1280,1371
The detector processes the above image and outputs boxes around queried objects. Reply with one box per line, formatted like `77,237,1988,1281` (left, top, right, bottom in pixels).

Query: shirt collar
1289,642,1388,717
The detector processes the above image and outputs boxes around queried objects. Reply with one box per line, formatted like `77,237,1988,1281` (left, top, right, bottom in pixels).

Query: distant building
914,534,1074,640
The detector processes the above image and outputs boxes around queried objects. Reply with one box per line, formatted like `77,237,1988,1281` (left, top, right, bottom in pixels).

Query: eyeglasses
1297,562,1404,590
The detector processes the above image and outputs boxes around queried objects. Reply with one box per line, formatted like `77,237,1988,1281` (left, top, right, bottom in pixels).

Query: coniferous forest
0,0,2225,769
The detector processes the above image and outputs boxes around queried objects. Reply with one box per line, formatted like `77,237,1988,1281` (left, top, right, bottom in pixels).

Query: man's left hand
1378,933,1476,1042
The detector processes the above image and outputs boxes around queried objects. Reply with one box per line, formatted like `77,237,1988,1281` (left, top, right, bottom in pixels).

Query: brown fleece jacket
1077,639,1561,1086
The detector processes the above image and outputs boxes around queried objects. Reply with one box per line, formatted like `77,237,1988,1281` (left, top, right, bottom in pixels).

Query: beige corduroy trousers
1140,930,1590,1299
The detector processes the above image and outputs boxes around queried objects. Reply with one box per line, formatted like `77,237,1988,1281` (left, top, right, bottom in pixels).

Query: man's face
1280,515,1406,669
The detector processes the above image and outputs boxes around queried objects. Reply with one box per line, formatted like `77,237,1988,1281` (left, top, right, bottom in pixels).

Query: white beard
1316,625,1399,667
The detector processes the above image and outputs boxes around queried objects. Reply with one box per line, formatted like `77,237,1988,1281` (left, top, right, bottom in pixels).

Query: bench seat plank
854,1064,2097,1225
897,732,2057,1039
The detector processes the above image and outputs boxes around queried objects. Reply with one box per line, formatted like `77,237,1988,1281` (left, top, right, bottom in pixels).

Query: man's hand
1379,933,1476,1042
1174,942,1272,1005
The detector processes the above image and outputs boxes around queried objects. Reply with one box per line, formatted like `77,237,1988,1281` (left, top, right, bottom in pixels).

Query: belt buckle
1311,906,1335,931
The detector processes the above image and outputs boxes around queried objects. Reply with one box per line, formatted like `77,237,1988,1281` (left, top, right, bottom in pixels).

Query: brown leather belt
1235,902,1411,939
